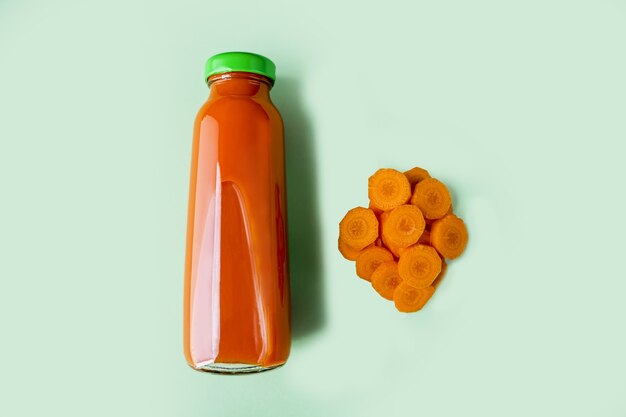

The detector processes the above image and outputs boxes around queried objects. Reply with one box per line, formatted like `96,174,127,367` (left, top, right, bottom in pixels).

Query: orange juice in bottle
183,52,290,373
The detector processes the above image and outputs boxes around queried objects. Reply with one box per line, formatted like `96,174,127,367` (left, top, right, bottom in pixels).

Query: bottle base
193,361,285,374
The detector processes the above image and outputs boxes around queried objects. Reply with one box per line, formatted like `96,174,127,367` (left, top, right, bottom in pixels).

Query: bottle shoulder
193,95,283,135
199,95,280,116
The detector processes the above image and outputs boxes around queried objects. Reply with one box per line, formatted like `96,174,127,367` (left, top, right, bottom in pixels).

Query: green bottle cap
204,52,276,83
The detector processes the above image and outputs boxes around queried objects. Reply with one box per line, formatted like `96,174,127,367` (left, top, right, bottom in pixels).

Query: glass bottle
183,52,290,373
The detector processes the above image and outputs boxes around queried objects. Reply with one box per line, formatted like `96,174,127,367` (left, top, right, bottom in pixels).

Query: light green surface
1,0,625,416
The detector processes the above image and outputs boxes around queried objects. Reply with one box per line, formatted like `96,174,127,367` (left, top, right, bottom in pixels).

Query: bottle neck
207,72,272,98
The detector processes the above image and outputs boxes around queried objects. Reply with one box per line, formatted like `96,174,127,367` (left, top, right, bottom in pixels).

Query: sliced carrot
380,211,396,254
380,205,424,257
425,205,453,226
410,178,452,220
382,234,403,258
355,247,394,281
368,168,411,211
339,207,379,250
403,166,431,187
338,166,466,313
371,261,403,300
397,244,442,288
393,283,435,313
417,229,431,245
432,259,447,288
430,214,468,259
368,202,384,216
381,204,425,248
378,211,389,242
338,238,373,261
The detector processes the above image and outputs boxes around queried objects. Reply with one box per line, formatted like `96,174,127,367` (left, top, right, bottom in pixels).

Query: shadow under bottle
272,77,326,340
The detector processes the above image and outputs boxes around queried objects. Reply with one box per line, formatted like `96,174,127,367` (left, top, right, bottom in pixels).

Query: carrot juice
183,52,290,373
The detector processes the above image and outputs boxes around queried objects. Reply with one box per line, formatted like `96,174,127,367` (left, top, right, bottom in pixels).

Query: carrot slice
397,244,442,288
339,207,379,250
379,211,390,233
368,168,411,211
379,212,397,256
381,236,401,258
368,202,383,216
410,178,452,220
393,282,435,313
430,214,468,259
338,238,373,261
425,205,453,226
403,166,431,187
378,211,397,254
378,211,389,242
432,259,447,288
355,247,394,281
371,261,403,300
417,229,431,245
381,204,425,248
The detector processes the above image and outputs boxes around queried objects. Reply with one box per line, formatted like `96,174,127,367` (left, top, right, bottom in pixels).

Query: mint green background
1,1,625,416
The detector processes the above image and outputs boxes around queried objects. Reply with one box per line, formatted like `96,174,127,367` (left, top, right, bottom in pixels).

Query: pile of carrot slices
339,167,468,313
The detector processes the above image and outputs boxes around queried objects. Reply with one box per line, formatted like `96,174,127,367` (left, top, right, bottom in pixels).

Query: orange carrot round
355,246,394,281
379,211,389,235
410,178,452,220
368,202,384,216
425,205,453,226
338,238,373,261
432,259,447,288
393,283,435,313
382,204,425,248
397,244,442,288
377,211,389,242
338,165,467,314
371,261,403,300
368,168,411,211
382,235,403,258
417,229,431,245
403,166,431,187
339,207,379,250
430,214,468,259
